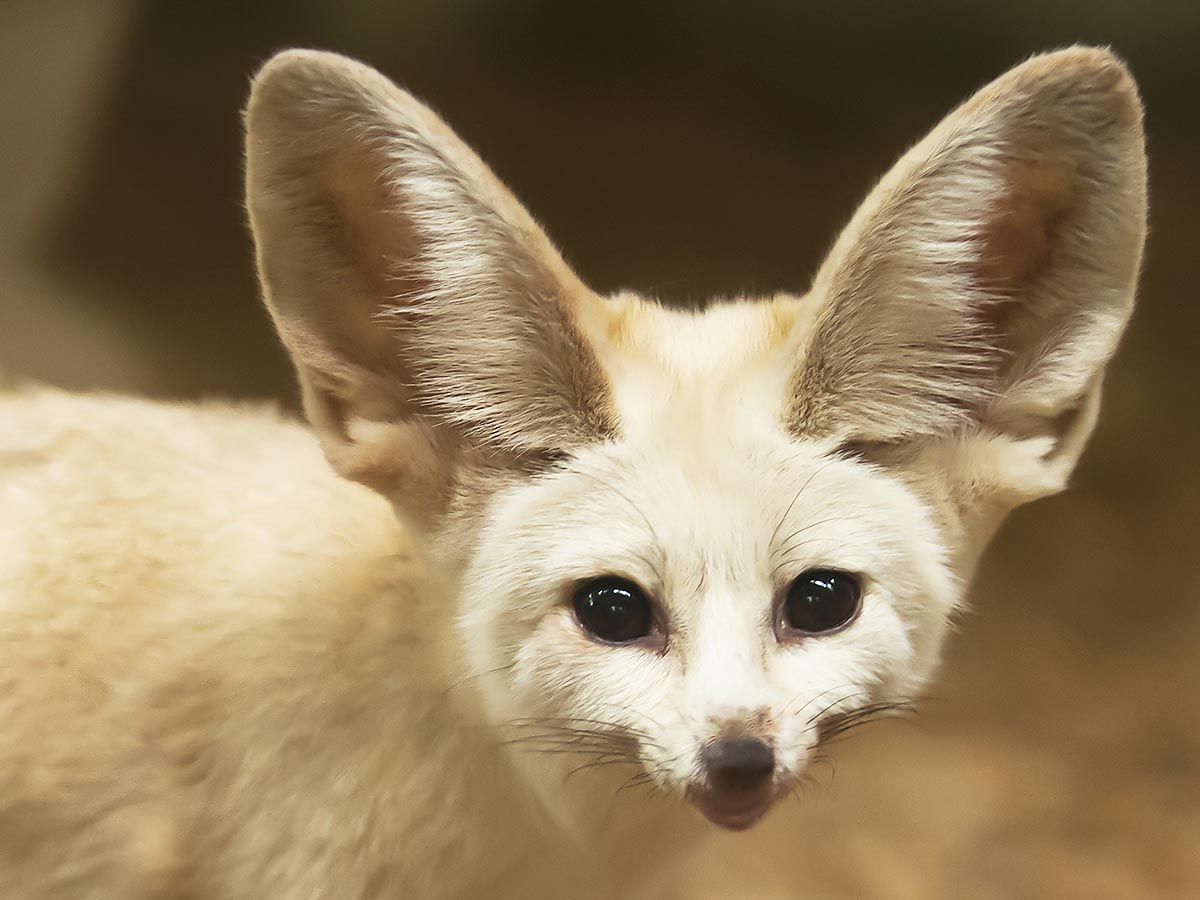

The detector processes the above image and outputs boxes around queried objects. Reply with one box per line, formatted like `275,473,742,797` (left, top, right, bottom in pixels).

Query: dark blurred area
1,1,1197,898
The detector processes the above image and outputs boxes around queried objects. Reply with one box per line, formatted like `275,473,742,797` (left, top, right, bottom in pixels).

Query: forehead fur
592,292,815,441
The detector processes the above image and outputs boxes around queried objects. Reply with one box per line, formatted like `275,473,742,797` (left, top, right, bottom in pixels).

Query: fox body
0,48,1146,900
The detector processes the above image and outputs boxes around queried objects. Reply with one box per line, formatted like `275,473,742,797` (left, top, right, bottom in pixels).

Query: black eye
572,577,654,644
782,569,862,635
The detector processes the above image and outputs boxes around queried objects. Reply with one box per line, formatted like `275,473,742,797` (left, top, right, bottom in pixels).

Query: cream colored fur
0,47,1145,899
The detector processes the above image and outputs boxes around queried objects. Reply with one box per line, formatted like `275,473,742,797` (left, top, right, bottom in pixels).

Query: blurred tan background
1,1,1197,898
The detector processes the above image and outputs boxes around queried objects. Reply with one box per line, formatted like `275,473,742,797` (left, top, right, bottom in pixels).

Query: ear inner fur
244,49,619,497
788,48,1146,451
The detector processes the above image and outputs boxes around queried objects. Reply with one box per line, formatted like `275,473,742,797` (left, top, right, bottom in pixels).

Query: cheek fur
510,608,673,719
461,436,960,797
506,609,690,777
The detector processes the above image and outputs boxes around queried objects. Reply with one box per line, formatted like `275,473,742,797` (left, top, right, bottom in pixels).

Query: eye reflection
572,577,653,644
781,569,862,635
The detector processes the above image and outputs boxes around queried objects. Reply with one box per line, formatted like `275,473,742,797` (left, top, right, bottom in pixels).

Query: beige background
1,1,1196,897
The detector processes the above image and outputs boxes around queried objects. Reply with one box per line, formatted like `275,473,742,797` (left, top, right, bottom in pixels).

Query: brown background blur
1,2,1196,898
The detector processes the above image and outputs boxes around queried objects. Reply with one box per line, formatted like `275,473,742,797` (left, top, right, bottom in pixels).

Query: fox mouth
687,786,777,831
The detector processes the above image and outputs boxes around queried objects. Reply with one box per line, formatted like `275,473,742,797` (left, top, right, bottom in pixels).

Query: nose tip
703,738,775,792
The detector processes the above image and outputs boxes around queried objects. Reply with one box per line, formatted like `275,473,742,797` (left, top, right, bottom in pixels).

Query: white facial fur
244,47,1146,832
456,299,958,825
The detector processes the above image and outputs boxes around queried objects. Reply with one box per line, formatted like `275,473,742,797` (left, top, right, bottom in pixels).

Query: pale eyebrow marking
768,458,833,549
569,467,666,587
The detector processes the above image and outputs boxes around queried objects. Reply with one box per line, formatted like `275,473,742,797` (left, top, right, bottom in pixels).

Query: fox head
244,47,1145,831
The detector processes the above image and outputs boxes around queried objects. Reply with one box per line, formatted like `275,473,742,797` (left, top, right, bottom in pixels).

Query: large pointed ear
789,48,1146,506
244,50,616,516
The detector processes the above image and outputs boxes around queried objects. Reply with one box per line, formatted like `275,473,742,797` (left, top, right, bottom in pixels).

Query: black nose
703,738,775,792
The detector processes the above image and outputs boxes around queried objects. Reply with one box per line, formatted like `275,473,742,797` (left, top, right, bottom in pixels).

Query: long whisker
443,661,518,697
769,462,833,551
817,700,917,747
805,688,868,726
569,469,666,584
784,683,861,719
784,697,918,802
564,757,643,781
771,517,846,577
500,720,664,751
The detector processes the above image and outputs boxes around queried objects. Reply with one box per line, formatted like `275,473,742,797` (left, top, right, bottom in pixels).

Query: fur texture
0,47,1145,899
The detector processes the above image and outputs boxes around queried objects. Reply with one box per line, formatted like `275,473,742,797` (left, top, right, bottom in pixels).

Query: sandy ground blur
1,2,1196,898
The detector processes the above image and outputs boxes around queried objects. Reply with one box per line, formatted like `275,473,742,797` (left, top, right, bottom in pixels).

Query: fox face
452,299,973,829
461,421,955,828
245,48,1146,830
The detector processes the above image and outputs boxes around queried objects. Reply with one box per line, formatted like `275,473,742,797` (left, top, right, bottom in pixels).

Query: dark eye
572,577,654,644
781,569,862,635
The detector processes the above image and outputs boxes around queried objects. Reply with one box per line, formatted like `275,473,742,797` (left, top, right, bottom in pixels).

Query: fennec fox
0,47,1146,900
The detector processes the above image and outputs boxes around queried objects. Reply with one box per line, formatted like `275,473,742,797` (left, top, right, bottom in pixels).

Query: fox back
0,47,1145,900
